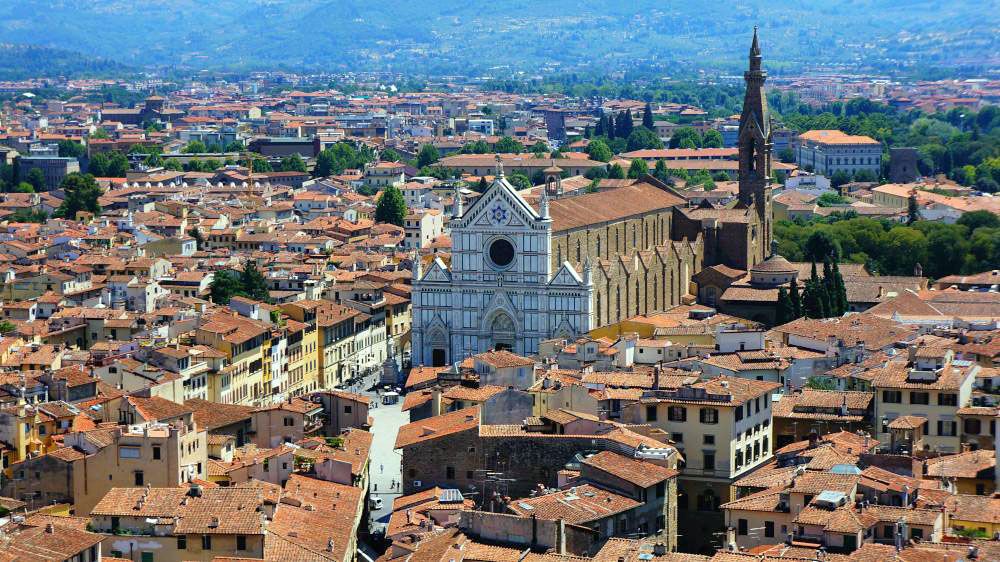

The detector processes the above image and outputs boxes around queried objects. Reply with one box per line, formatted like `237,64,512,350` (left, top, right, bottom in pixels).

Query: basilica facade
411,31,773,366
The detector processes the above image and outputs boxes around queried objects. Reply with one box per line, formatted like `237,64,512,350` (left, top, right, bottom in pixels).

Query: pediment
549,261,583,286
421,257,451,283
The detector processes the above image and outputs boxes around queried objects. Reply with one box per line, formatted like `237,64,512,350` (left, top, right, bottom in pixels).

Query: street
345,371,409,534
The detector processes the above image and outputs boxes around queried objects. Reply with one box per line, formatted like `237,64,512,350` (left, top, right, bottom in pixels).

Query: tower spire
750,26,762,69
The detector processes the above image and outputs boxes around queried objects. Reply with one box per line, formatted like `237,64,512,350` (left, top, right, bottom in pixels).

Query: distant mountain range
0,1,994,77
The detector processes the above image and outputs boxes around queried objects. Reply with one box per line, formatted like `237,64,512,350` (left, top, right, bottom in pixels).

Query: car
370,497,384,510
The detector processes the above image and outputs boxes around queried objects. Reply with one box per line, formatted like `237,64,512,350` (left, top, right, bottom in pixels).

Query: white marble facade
412,169,593,366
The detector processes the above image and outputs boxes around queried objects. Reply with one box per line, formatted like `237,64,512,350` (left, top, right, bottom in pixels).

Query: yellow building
946,494,1000,538
196,312,269,405
280,300,322,394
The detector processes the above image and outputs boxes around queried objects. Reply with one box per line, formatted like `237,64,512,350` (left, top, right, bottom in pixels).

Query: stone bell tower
737,27,773,266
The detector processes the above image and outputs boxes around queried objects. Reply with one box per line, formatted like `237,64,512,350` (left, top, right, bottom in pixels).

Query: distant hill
0,1,994,76
0,43,130,80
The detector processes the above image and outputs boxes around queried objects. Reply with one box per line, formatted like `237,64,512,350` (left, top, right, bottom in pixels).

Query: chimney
961,443,972,453
653,543,667,555
45,523,54,533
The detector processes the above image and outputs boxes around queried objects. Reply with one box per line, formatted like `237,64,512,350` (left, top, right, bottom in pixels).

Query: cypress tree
622,109,634,137
832,260,848,315
775,287,793,325
802,279,821,318
595,117,605,138
606,114,616,139
789,278,803,318
643,102,655,130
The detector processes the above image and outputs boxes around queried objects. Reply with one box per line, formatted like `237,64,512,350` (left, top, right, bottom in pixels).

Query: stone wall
459,510,598,557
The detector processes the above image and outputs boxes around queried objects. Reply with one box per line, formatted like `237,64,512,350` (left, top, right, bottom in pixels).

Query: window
134,471,144,486
909,392,929,405
703,452,715,471
910,528,923,540
152,446,161,460
668,406,687,422
446,466,455,479
699,408,718,424
177,536,187,550
938,393,958,406
964,418,982,435
344,405,353,414
738,518,748,536
735,407,743,422
976,483,985,495
764,521,774,538
111,517,120,531
882,390,902,404
703,435,715,445
646,405,657,422
283,416,294,426
119,446,141,459
202,535,212,550
734,450,743,469
467,470,474,479
671,432,684,443
141,553,154,562
937,420,957,436
656,482,665,498
237,535,247,551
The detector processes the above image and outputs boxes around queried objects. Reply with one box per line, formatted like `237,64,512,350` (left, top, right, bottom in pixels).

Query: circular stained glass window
488,239,515,268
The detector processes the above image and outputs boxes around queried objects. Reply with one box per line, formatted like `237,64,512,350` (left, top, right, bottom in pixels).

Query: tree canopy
54,173,102,219
374,185,407,226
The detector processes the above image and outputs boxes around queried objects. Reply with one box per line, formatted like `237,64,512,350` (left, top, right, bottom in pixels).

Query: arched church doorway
490,312,515,351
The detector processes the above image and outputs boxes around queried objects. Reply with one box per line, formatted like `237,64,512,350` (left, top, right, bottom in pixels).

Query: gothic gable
458,176,539,231
549,262,584,287
421,257,452,283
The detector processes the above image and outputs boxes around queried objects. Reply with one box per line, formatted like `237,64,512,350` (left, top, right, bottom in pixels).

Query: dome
751,254,795,274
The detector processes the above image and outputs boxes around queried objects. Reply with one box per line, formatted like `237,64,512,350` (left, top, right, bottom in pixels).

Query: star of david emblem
489,205,508,225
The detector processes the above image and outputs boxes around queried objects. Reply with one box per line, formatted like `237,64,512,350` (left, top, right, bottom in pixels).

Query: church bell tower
738,27,773,265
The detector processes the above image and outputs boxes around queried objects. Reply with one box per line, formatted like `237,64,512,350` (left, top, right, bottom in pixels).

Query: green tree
164,159,184,171
789,278,803,318
775,287,793,325
831,260,848,316
495,136,524,153
474,177,490,193
778,148,795,163
507,172,532,190
87,152,110,176
804,230,840,261
209,270,242,305
417,144,441,168
529,141,549,156
239,261,271,302
182,140,208,154
907,191,921,225
188,227,204,251
957,210,1000,231
380,148,402,162
626,127,663,151
279,154,307,173
816,192,849,207
642,102,655,130
54,173,102,219
653,159,670,182
374,185,407,226
28,168,48,191
9,208,47,223
668,127,701,149
830,170,852,188
14,182,34,193
417,144,440,168
58,140,86,158
314,150,336,177
587,139,613,162
224,141,244,153
627,159,649,179
607,163,625,179
460,140,490,154
701,129,724,148
0,320,15,335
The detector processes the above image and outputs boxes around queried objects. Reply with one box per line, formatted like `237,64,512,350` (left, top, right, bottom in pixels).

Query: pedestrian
374,482,377,491
380,463,384,473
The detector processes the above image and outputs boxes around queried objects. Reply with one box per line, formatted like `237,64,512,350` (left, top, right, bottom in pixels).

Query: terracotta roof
90,487,265,534
395,406,480,449
581,450,678,488
540,180,685,232
474,350,534,368
185,398,254,430
507,483,640,524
